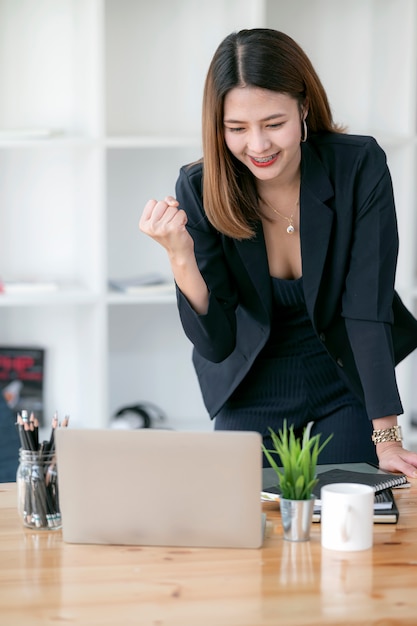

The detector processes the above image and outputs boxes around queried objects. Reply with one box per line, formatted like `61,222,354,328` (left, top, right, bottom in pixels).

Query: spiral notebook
262,462,409,501
313,466,409,501
311,467,407,524
262,462,408,524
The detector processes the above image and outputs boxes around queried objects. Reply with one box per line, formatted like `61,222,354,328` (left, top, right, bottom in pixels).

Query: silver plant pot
280,497,315,542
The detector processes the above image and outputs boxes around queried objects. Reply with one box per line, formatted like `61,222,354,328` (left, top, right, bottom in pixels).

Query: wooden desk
1,481,417,625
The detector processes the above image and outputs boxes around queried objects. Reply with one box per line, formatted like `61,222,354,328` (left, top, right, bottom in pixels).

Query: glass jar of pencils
16,448,62,530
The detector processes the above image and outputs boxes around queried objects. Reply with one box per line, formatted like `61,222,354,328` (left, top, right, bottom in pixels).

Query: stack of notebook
262,463,410,524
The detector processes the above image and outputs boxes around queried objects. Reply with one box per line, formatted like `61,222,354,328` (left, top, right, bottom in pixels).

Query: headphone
111,402,168,429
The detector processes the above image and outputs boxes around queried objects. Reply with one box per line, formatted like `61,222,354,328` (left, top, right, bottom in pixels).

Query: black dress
214,276,378,466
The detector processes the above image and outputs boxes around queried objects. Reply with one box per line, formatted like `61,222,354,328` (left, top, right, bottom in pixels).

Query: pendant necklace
262,198,299,235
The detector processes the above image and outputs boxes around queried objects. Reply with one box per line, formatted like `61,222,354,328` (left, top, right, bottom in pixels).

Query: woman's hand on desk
377,442,417,478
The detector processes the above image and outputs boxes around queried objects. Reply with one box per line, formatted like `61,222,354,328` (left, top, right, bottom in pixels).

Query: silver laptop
55,428,263,549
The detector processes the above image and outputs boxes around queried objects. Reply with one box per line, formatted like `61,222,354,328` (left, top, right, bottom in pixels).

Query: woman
140,29,417,476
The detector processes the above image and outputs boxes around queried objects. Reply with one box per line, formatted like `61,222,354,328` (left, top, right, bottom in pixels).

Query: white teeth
252,154,276,163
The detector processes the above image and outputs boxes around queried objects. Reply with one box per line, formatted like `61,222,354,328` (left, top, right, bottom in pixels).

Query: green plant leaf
262,420,333,500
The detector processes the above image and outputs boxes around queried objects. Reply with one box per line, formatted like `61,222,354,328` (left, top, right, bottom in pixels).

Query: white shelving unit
1,0,416,443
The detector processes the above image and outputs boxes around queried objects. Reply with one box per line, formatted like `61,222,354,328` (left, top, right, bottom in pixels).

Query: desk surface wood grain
1,481,417,625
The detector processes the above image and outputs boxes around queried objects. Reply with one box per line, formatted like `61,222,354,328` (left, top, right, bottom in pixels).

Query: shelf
0,136,99,149
105,136,202,149
265,0,417,138
107,303,206,426
104,0,261,137
0,286,98,307
107,292,176,306
0,0,102,137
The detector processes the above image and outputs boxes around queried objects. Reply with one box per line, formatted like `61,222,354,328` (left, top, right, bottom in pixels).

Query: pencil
48,411,59,453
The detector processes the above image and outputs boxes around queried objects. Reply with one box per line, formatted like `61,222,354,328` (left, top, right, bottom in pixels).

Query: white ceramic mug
320,483,374,551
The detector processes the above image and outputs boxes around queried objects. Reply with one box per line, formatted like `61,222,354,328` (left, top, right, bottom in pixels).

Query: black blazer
175,133,417,420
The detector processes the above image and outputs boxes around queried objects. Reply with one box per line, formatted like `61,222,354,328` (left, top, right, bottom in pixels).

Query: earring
301,119,308,143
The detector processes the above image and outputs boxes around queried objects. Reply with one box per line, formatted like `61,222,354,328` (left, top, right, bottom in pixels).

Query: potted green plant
263,421,332,541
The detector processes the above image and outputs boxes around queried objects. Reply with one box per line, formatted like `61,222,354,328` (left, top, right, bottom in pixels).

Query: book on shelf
262,462,408,524
108,273,175,295
0,127,64,140
0,347,45,425
0,278,58,294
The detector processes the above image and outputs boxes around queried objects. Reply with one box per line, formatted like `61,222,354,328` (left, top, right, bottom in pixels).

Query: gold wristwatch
371,425,403,445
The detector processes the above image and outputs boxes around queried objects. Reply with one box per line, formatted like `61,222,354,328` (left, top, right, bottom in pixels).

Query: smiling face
223,86,305,189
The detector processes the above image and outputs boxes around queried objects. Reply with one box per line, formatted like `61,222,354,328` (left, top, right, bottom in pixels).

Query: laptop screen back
55,428,263,549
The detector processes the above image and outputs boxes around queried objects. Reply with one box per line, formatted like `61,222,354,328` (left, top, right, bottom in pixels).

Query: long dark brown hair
202,28,343,239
